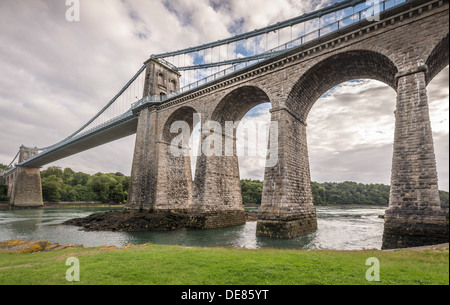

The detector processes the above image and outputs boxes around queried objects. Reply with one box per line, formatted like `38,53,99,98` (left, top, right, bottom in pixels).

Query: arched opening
425,34,449,193
425,33,449,85
257,49,400,240
163,106,198,143
286,50,398,122
211,86,271,124
308,79,396,187
159,106,198,211
192,86,272,214
287,50,398,187
427,66,449,194
307,78,397,249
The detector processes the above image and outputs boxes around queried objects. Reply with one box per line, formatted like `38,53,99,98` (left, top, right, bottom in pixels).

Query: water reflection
0,206,386,250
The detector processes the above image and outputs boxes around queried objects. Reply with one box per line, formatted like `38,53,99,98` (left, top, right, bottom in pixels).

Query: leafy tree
241,180,263,204
60,184,77,202
73,184,97,202
63,168,75,183
41,175,62,202
38,166,447,207
109,183,126,204
440,191,449,207
71,172,90,186
0,182,9,202
41,167,63,179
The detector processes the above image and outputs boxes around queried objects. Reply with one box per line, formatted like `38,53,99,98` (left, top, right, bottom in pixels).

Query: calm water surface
0,206,386,250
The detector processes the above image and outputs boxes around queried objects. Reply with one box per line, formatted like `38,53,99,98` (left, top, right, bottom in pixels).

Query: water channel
0,205,386,250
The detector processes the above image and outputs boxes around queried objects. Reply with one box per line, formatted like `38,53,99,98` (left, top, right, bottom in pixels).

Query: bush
0,182,9,202
40,168,129,203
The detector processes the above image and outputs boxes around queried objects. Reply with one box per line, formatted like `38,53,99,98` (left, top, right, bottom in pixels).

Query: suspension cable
5,150,20,170
150,0,369,59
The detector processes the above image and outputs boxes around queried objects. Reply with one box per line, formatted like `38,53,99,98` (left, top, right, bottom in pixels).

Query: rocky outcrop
63,210,248,232
0,239,83,253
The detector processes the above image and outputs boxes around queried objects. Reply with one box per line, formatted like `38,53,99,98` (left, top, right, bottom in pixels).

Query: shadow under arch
286,49,399,122
425,33,449,85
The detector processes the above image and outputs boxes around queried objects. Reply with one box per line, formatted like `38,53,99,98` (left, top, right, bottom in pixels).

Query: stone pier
257,108,317,239
382,68,448,249
4,146,43,208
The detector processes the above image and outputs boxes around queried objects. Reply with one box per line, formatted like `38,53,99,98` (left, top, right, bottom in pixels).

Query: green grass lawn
0,244,448,285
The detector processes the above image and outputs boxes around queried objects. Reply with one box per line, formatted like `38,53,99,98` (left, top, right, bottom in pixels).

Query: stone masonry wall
127,0,449,240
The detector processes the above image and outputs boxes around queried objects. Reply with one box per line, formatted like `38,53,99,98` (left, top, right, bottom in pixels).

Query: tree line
40,167,130,203
0,164,449,206
0,163,9,201
241,179,391,206
242,179,449,207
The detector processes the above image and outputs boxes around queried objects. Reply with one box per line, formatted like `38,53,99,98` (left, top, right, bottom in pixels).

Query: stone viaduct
2,0,448,249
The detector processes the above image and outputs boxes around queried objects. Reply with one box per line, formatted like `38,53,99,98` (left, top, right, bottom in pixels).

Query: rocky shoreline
63,210,258,232
0,239,83,253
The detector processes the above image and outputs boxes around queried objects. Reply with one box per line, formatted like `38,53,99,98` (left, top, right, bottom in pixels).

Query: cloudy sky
0,0,448,191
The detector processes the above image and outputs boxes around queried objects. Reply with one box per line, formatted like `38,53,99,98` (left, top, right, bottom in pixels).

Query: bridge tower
142,58,181,99
127,59,191,212
7,146,43,207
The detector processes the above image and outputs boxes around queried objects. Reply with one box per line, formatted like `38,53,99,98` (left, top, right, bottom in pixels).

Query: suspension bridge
1,0,448,249
3,0,409,170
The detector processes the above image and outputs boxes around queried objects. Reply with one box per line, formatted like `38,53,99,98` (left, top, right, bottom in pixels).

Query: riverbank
0,240,448,285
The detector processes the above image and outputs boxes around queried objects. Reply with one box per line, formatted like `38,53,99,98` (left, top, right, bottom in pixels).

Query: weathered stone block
188,210,247,230
256,211,318,239
11,167,43,208
382,208,449,249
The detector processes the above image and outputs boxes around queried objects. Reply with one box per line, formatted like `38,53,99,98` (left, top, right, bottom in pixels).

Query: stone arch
162,105,198,145
192,85,271,221
425,33,449,85
150,106,200,212
286,49,399,122
257,49,399,239
211,85,272,124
